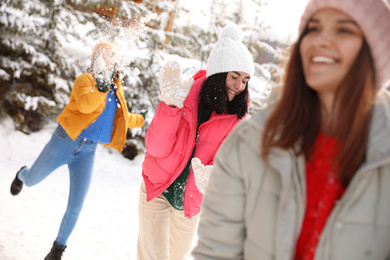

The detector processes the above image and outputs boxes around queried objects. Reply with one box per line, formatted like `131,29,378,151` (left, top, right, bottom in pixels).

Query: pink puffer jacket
142,70,245,218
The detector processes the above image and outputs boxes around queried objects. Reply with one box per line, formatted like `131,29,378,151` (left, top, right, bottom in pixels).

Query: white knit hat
299,0,390,90
206,24,255,78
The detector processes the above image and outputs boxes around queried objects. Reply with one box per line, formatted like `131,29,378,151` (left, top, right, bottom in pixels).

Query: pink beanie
299,0,390,90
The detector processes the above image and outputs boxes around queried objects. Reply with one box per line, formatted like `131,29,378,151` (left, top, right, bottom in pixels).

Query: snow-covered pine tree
124,0,179,111
1,0,284,157
0,0,104,133
0,0,175,158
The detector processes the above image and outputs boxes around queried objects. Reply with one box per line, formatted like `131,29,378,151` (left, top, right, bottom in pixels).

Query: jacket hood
193,70,207,81
363,90,390,170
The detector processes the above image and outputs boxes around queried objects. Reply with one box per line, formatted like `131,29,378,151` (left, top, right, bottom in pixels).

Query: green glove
140,110,148,120
95,73,110,93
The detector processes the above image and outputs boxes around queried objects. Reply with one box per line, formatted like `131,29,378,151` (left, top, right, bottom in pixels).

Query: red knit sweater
294,132,345,260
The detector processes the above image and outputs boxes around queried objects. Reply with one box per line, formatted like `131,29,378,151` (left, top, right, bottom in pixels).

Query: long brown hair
261,31,376,187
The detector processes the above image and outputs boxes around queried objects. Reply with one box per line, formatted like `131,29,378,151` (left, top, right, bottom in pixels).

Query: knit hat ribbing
299,0,390,90
206,24,255,78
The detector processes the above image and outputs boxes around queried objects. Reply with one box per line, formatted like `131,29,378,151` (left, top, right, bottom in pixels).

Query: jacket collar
250,90,390,173
184,70,206,113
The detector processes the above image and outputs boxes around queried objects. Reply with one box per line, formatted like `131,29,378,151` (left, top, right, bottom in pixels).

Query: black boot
44,242,67,260
10,166,27,196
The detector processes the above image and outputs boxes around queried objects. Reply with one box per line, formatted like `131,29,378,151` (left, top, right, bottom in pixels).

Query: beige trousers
137,181,199,260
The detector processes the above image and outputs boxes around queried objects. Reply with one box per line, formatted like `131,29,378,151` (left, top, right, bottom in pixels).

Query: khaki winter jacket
57,73,144,152
193,89,390,260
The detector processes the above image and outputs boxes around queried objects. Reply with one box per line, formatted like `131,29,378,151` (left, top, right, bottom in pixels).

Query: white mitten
191,158,213,195
158,60,194,108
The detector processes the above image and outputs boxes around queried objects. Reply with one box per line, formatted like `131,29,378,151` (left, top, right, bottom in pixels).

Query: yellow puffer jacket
57,73,144,152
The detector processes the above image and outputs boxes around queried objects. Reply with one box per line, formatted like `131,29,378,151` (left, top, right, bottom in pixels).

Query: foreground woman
193,0,390,259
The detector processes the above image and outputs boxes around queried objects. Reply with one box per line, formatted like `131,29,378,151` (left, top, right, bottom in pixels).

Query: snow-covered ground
0,117,154,259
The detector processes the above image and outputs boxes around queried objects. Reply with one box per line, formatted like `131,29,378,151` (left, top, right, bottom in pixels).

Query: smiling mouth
227,89,236,95
311,56,336,64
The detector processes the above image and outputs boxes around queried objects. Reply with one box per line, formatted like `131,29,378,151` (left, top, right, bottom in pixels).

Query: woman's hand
158,60,194,108
111,63,121,82
191,158,213,195
95,72,110,93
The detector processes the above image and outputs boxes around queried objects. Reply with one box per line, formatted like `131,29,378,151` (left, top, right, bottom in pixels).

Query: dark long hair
261,29,375,187
198,72,248,119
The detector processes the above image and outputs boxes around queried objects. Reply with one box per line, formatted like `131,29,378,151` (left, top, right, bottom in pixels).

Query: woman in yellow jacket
10,41,145,260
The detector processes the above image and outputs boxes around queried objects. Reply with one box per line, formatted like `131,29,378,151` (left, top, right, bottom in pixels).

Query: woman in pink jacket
137,24,255,260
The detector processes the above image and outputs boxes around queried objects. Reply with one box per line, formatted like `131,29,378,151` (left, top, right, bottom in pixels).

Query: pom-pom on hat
299,0,390,90
206,24,255,78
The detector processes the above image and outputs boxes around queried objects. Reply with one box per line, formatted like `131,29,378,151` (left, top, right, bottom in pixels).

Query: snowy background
0,117,149,259
0,75,270,260
0,0,307,258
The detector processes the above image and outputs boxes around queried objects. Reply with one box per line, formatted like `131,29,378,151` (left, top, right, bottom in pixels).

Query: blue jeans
18,125,98,246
